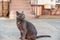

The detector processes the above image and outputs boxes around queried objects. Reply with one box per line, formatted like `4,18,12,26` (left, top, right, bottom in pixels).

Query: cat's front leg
19,32,22,39
21,30,27,40
21,21,27,40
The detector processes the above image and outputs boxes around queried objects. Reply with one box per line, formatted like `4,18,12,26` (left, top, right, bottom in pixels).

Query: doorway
0,1,10,17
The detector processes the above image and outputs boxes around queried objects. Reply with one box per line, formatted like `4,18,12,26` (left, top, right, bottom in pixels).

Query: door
0,0,10,17
0,2,2,17
3,1,9,17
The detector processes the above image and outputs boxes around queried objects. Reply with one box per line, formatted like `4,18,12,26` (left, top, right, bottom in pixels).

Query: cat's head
16,11,25,20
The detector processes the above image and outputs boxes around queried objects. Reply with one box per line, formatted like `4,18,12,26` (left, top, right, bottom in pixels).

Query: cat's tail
36,35,51,38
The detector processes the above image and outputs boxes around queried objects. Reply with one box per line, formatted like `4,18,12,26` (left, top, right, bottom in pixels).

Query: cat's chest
17,20,26,27
17,22,23,26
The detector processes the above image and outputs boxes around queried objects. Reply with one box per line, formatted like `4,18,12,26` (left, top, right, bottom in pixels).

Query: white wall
31,0,56,5
38,0,51,5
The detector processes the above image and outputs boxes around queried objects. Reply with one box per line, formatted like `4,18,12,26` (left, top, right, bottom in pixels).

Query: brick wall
9,0,34,19
10,0,31,13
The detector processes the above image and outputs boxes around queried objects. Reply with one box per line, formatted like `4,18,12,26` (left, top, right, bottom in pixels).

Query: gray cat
16,11,51,40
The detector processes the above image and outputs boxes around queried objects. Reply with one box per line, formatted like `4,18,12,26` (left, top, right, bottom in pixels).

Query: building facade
0,0,60,18
31,0,60,16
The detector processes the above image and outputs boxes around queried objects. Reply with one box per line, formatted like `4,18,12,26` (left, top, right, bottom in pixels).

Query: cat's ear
21,11,25,14
16,11,19,15
22,11,24,13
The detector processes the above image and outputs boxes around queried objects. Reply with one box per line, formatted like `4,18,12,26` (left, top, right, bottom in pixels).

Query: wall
31,0,56,5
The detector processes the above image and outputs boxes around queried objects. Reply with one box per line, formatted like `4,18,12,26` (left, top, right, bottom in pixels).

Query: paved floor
0,18,60,40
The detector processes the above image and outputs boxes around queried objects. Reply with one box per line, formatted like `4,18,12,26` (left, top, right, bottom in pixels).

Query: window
56,0,60,2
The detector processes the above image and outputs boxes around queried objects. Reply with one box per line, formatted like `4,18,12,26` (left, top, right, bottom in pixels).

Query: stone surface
0,18,60,40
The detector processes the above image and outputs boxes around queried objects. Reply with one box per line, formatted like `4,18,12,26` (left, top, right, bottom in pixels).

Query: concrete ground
0,18,60,40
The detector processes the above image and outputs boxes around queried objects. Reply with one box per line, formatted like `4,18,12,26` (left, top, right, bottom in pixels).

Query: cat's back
27,21,34,27
25,20,37,34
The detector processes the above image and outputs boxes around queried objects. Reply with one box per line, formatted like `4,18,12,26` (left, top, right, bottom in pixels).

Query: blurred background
0,0,60,40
